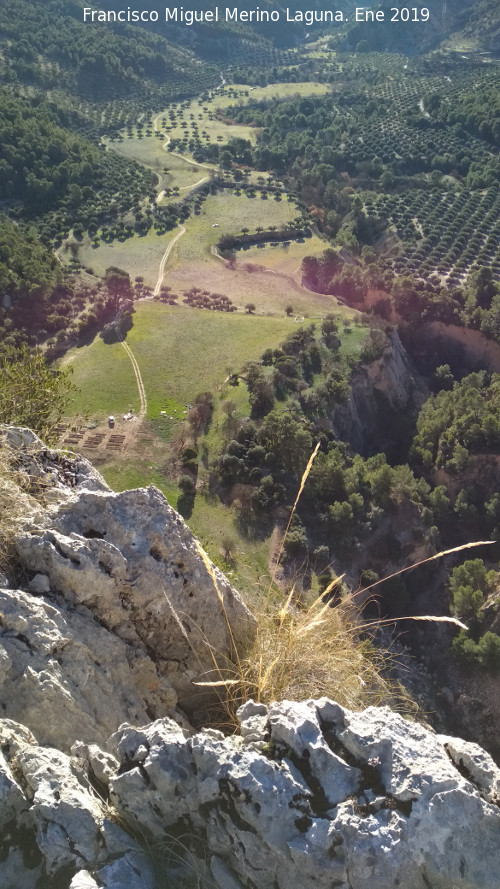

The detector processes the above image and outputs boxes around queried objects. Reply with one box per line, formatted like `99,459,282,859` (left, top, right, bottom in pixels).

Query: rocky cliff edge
0,426,499,889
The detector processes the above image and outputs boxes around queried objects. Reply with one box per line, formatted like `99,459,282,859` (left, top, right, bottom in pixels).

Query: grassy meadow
174,190,300,264
61,339,139,418
211,81,330,108
78,228,180,287
108,134,210,191
64,302,293,422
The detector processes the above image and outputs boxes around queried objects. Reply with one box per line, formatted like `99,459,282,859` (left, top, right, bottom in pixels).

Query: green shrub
178,475,196,495
451,585,484,620
452,630,500,673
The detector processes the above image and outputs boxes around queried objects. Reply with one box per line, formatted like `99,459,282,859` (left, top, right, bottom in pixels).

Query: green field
64,301,365,425
64,302,293,421
236,234,327,276
174,191,299,265
108,135,210,191
211,81,331,107
130,303,292,415
62,339,139,418
77,228,179,288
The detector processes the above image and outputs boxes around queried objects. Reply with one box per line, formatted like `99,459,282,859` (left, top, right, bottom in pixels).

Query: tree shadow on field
177,492,195,519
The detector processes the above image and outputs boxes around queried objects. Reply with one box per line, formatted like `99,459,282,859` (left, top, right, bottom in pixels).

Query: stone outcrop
332,330,427,457
0,719,155,889
107,699,500,889
3,427,255,735
2,700,499,889
1,425,110,503
0,585,177,751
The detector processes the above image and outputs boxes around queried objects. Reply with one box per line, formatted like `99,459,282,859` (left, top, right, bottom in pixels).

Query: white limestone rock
109,716,312,840
237,699,269,746
439,734,500,803
0,718,155,889
28,573,51,595
105,700,500,889
94,852,156,888
210,855,246,889
0,586,177,750
0,425,109,502
268,699,361,806
69,872,100,889
17,745,111,874
71,742,120,787
16,484,256,712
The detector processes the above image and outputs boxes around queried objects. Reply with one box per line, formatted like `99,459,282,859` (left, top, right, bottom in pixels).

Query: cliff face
332,330,428,459
1,426,500,889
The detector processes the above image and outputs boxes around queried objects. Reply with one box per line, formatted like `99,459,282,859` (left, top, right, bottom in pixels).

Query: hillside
341,1,489,53
457,0,500,51
0,0,220,116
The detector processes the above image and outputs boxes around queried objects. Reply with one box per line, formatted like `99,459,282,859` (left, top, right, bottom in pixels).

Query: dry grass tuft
194,583,409,729
238,588,396,709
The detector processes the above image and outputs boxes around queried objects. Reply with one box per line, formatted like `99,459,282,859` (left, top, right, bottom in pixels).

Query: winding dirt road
179,175,209,191
117,223,187,416
119,339,147,419
161,135,213,171
154,224,186,295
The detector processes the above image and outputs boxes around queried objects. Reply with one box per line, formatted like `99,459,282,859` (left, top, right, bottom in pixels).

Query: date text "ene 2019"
356,8,430,21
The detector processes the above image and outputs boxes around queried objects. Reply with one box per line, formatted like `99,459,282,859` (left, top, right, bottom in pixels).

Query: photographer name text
83,7,430,26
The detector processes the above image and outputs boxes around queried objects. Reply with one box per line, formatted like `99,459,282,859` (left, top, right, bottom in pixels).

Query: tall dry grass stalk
357,540,494,600
271,441,320,586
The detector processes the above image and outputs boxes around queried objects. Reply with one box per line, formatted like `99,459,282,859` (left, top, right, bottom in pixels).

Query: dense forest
0,0,219,104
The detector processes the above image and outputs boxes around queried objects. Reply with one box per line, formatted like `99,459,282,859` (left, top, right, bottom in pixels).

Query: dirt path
119,339,147,419
157,175,209,203
179,175,209,191
162,137,214,171
54,228,74,265
154,224,186,295
153,113,214,171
